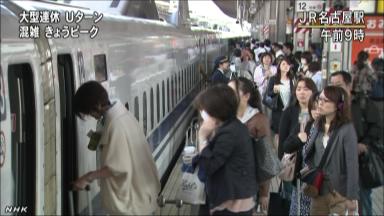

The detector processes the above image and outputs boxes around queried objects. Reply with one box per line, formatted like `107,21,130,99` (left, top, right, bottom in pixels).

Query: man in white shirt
73,81,161,215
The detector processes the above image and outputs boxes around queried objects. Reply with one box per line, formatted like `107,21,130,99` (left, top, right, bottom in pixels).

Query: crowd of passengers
201,38,383,216
71,38,383,216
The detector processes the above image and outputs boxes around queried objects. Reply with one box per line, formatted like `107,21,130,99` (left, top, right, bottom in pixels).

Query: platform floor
155,157,199,216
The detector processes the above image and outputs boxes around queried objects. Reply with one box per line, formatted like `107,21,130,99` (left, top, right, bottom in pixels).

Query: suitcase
69,185,93,216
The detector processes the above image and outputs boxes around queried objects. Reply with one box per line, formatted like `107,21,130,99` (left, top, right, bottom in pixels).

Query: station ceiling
212,0,237,18
213,0,266,23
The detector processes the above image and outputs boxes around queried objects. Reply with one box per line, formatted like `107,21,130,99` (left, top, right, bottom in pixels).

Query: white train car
0,0,229,214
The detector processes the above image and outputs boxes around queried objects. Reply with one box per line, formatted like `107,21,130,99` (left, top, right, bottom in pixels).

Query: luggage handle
69,185,92,216
185,121,199,148
157,195,183,216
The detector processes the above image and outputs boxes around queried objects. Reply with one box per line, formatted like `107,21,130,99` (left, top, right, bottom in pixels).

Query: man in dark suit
211,56,230,85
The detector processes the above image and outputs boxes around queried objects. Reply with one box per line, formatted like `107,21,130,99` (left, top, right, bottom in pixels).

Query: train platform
157,160,383,216
155,126,384,216
155,155,200,215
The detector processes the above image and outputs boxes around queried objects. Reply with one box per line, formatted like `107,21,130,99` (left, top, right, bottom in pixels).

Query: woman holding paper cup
194,84,257,216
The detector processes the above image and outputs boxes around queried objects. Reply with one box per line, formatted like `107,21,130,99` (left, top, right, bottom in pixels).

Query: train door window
150,88,154,130
156,84,160,123
94,54,108,82
57,54,77,214
134,96,139,121
143,92,147,136
8,63,36,213
167,78,170,112
162,81,165,117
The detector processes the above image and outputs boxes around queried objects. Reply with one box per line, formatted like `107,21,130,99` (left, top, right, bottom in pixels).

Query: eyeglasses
318,96,332,104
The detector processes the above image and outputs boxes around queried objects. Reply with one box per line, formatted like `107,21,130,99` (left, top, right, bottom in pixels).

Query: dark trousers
212,208,253,216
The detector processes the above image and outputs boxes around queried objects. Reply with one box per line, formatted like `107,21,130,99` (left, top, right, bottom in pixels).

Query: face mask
200,110,209,121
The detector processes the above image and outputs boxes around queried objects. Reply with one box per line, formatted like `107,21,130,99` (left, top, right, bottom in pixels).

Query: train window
174,75,177,107
185,68,188,92
179,70,182,99
156,84,160,123
178,72,181,100
134,96,139,121
173,72,179,103
183,68,187,96
162,81,165,117
125,102,129,110
174,74,177,105
8,63,36,212
188,67,190,90
143,92,147,136
150,88,154,130
170,77,173,109
110,0,120,8
190,66,192,90
167,78,170,112
193,64,198,84
183,69,186,95
94,54,108,82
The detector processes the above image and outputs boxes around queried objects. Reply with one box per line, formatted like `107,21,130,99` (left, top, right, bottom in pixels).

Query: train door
8,63,36,214
57,55,77,215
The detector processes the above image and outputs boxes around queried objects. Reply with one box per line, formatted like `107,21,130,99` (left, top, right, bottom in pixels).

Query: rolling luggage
69,185,93,216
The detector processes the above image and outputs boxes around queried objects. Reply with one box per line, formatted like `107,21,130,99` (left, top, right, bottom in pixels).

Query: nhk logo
4,206,28,214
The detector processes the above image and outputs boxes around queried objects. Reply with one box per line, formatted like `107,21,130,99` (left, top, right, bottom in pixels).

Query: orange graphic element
352,16,384,64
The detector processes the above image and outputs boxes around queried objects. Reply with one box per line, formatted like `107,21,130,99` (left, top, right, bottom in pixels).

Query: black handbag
262,91,278,110
268,182,290,215
359,145,384,188
252,136,282,183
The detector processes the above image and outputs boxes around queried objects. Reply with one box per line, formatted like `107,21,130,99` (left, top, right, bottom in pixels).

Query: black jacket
266,75,294,133
351,96,384,183
199,118,257,208
210,69,229,85
351,96,382,147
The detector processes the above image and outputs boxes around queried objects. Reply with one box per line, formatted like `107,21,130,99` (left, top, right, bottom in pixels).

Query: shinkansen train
0,1,236,215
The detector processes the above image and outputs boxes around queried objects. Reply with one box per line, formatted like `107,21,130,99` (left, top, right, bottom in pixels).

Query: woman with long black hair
265,57,296,153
